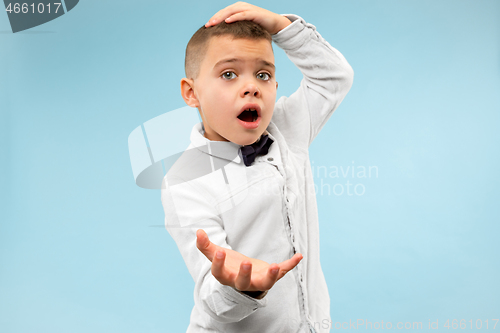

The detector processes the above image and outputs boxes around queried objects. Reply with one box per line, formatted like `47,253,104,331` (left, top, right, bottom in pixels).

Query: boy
161,2,353,332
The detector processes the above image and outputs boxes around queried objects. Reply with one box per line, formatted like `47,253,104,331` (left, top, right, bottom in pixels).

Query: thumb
196,229,216,261
277,253,303,280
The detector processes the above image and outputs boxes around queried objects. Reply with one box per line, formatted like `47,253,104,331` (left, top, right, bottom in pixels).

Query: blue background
1,0,499,331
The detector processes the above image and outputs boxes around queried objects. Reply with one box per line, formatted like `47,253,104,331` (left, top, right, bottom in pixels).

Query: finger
196,229,218,261
211,249,228,282
209,2,247,21
205,2,250,27
259,263,280,290
224,11,252,24
277,253,303,279
234,260,252,291
206,9,240,27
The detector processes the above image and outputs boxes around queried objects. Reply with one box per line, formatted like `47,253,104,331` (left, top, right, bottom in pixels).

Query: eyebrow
213,58,275,71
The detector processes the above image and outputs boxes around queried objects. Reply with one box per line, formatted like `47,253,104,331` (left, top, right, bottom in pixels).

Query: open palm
196,229,303,293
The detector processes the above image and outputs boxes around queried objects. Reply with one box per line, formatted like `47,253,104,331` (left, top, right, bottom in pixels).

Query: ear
180,78,199,108
276,81,278,90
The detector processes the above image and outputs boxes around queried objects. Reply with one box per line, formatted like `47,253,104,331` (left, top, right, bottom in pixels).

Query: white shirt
161,14,354,333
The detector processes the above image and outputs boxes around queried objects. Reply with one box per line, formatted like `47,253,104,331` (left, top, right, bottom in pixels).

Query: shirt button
267,157,274,161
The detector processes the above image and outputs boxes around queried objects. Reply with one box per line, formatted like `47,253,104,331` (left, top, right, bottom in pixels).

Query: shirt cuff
218,283,268,309
202,276,268,322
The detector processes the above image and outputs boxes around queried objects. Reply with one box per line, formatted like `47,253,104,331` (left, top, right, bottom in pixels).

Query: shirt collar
190,122,242,164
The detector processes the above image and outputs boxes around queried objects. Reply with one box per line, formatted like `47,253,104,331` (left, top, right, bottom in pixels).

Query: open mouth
237,108,259,123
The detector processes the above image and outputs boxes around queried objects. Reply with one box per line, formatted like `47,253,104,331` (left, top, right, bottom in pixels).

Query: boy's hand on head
196,229,303,296
205,1,292,35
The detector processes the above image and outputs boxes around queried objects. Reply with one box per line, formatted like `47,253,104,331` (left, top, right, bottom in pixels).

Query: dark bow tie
240,134,274,167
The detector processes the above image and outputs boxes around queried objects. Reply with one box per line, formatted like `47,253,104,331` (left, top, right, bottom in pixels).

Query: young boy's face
184,35,277,146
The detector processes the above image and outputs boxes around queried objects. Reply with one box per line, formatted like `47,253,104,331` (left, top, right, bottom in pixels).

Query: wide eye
257,72,271,81
222,71,237,80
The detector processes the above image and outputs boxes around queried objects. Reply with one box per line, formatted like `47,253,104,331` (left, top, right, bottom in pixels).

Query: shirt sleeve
271,14,354,150
161,174,267,323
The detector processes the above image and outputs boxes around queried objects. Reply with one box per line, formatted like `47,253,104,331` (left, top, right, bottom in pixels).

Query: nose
241,81,260,98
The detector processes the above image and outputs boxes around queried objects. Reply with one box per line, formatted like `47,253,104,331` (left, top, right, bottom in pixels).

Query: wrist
272,16,292,35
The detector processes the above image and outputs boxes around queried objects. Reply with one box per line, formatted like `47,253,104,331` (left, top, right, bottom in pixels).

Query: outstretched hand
196,229,303,294
204,1,292,35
